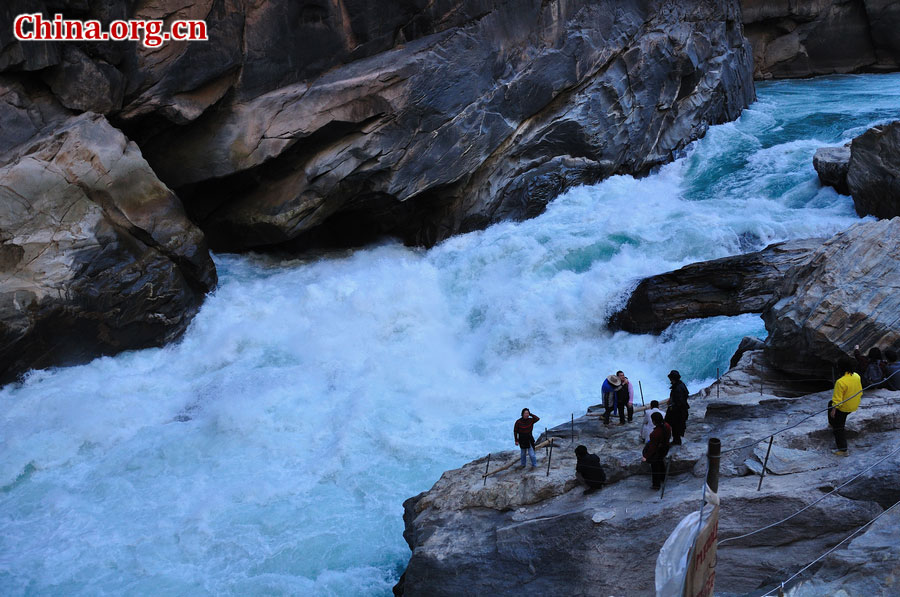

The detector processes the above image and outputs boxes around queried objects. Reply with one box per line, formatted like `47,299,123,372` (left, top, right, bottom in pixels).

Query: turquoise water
1,73,897,595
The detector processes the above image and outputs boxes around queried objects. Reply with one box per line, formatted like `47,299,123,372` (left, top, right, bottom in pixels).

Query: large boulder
763,218,900,377
846,121,900,219
741,0,900,79
608,239,820,334
0,113,216,384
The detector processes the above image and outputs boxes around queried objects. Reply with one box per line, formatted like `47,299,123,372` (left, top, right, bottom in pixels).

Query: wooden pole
638,380,645,407
546,439,553,476
571,413,574,445
707,437,721,493
716,367,720,400
758,436,774,491
483,454,491,487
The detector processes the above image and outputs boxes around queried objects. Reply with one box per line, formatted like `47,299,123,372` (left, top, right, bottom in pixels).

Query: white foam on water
2,73,899,596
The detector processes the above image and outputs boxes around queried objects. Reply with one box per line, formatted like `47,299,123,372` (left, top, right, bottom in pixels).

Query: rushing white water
1,74,898,596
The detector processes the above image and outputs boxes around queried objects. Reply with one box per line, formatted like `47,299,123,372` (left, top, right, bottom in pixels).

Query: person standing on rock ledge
885,349,900,391
830,356,862,457
514,408,540,468
602,375,624,425
642,412,671,490
665,370,689,445
617,370,634,422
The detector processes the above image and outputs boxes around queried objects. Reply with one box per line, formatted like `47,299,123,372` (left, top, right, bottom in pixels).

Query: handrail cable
759,497,900,596
718,441,900,545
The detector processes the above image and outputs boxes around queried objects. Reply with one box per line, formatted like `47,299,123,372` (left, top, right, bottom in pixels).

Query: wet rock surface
0,113,216,384
812,145,850,196
397,350,900,595
608,238,821,334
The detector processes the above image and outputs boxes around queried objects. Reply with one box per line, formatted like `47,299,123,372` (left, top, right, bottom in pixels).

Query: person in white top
641,400,664,443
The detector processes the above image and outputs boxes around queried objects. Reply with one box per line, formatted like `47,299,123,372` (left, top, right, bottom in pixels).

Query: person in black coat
642,412,672,489
574,445,606,495
664,369,689,445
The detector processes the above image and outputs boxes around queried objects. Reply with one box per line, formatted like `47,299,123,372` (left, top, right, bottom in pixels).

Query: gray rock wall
741,0,900,79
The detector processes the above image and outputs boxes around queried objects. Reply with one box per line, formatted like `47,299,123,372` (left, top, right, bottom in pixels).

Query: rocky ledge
609,218,900,378
396,348,900,595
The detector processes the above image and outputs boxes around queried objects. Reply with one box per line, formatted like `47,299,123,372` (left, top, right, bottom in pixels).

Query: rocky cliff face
741,0,900,79
397,350,900,595
2,0,756,251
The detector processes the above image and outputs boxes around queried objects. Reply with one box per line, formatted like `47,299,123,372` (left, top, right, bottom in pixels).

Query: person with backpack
574,445,606,495
664,370,689,445
642,412,672,489
830,356,863,456
514,408,540,468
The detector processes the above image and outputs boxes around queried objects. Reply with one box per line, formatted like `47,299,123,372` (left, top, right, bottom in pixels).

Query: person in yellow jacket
830,356,863,456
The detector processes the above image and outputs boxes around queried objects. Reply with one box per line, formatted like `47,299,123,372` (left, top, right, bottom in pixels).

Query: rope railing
720,368,900,455
718,442,900,545
758,497,900,596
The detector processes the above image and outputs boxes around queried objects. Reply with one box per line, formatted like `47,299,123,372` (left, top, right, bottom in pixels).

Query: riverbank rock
2,0,756,252
846,121,900,219
741,0,900,79
608,239,820,334
397,352,900,595
812,145,850,195
0,113,216,384
763,218,900,377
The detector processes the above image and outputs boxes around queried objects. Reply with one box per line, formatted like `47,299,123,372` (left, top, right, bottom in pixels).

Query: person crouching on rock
514,408,540,468
602,374,624,425
664,369,689,445
574,445,606,495
829,356,862,457
642,412,671,490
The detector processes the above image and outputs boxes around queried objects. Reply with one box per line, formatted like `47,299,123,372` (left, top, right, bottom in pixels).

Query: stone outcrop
2,0,756,252
741,0,900,79
397,350,900,595
812,145,850,195
608,238,820,334
845,121,900,219
0,112,216,384
763,218,900,377
815,121,900,218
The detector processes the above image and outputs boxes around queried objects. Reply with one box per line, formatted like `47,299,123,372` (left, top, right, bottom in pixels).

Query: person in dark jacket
885,349,900,391
664,369,689,445
514,408,540,468
642,412,671,489
574,445,606,494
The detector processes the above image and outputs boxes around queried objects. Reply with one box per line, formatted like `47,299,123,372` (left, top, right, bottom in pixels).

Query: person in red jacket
642,412,671,489
514,408,540,468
